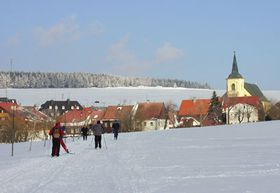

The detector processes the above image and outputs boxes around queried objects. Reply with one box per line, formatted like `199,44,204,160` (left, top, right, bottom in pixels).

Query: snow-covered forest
0,71,210,89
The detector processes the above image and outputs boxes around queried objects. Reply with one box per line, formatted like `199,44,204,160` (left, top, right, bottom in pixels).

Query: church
224,53,271,124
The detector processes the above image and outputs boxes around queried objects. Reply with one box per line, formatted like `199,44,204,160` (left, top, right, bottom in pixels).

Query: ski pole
102,134,107,149
90,135,94,146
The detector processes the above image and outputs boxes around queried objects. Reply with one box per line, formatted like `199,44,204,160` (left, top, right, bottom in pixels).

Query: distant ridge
0,71,211,89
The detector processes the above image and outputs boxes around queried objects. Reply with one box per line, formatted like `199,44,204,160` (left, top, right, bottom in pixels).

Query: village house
102,105,134,132
0,101,20,120
0,97,17,103
223,96,261,124
56,107,105,134
101,102,169,132
178,99,211,127
0,102,51,142
133,102,168,131
57,107,94,127
40,99,83,119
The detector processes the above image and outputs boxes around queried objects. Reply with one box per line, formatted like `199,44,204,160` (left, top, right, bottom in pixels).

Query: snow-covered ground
1,87,280,106
1,121,280,193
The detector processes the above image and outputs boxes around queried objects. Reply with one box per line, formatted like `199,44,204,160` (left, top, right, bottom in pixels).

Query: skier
49,122,64,157
112,120,120,140
81,125,89,141
91,120,105,149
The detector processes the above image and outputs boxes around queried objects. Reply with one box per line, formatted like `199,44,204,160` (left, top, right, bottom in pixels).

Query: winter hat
55,122,61,128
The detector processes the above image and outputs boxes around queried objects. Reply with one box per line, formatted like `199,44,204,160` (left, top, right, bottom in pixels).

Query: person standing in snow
91,120,105,149
112,120,120,140
49,122,64,157
81,125,89,141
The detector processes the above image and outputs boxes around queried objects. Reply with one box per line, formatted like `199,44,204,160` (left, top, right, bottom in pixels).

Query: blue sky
0,0,279,89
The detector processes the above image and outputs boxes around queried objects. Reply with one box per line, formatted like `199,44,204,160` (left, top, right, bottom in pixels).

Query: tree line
0,71,211,89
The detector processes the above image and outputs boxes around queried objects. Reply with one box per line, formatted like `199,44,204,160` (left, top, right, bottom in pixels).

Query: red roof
0,102,23,120
135,102,166,120
103,105,134,120
223,96,261,108
178,99,210,117
0,102,19,114
57,108,105,123
23,106,50,121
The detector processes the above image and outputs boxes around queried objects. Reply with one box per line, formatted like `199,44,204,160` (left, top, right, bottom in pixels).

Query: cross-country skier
91,120,105,149
81,126,89,141
49,122,64,157
112,120,120,140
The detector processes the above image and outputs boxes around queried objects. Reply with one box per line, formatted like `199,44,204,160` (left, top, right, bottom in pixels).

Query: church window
231,83,236,91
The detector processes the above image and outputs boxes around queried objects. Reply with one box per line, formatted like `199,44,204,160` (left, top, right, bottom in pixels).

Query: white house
223,96,261,124
133,102,168,131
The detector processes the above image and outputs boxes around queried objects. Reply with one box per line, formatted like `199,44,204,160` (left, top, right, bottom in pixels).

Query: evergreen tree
207,91,223,124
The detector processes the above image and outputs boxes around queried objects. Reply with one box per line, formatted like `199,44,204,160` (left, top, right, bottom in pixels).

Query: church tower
226,53,246,97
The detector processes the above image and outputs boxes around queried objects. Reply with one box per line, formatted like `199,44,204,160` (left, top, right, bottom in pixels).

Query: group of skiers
49,120,120,157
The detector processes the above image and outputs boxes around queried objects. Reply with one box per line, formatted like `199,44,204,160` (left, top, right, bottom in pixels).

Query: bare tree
223,96,239,124
267,101,280,120
119,112,134,132
245,105,255,122
133,112,145,131
234,106,245,123
195,100,208,127
164,101,177,129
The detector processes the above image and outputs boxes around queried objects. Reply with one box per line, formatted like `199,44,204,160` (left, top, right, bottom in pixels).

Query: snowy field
1,87,280,106
1,121,280,193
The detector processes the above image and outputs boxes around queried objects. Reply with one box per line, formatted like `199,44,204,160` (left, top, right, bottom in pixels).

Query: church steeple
228,52,243,79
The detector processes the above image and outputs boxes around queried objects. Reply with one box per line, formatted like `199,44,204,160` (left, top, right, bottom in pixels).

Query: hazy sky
0,0,279,89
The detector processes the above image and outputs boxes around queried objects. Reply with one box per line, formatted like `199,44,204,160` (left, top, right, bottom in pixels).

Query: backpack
53,127,61,139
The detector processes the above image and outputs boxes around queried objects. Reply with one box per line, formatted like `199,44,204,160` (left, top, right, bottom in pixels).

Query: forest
0,71,211,89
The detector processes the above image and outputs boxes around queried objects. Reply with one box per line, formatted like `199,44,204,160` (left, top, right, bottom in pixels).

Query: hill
1,121,280,193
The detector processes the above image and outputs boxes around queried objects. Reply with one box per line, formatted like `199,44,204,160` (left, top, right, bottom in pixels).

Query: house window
231,83,236,91
144,122,147,126
55,105,58,110
49,106,52,109
150,122,153,126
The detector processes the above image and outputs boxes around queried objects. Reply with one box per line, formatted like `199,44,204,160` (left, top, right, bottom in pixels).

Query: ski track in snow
1,121,280,193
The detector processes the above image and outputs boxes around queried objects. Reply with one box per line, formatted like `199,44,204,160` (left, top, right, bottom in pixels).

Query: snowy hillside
1,121,280,193
1,87,280,106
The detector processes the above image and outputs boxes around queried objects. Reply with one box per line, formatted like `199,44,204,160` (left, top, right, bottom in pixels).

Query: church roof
228,53,243,79
244,82,268,101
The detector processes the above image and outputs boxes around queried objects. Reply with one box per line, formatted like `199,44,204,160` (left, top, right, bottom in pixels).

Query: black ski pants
83,135,88,141
95,135,102,149
52,138,61,156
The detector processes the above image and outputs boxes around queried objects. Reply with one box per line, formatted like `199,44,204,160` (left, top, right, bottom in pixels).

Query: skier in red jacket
49,122,65,157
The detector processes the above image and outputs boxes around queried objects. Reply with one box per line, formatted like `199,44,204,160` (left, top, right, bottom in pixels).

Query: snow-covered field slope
1,87,280,106
1,121,280,193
